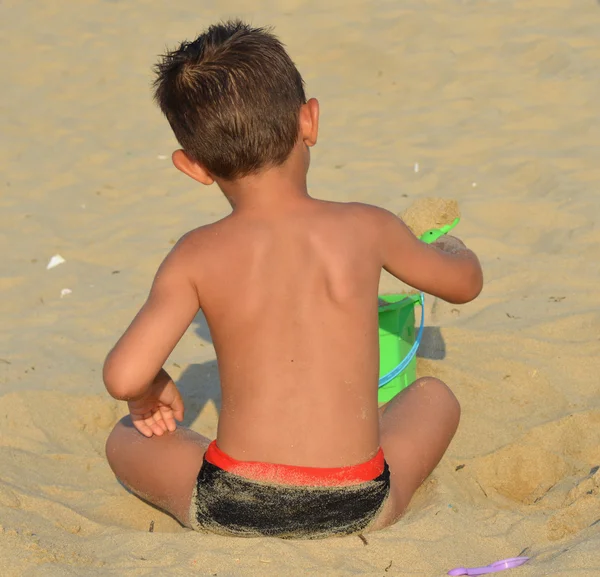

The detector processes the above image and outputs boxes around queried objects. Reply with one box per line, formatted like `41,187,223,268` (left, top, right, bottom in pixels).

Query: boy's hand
430,234,467,254
127,369,185,438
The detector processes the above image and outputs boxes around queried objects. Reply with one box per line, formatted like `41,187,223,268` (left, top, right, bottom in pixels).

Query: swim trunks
189,441,390,539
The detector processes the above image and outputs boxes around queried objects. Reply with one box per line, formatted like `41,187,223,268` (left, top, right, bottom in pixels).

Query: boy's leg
105,416,210,527
369,377,460,531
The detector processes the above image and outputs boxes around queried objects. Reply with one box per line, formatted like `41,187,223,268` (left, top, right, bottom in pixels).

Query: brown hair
153,21,306,180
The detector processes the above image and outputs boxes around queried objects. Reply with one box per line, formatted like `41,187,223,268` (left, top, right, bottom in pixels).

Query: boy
104,21,482,538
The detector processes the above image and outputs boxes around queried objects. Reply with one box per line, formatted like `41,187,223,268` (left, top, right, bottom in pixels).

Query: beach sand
1,0,600,574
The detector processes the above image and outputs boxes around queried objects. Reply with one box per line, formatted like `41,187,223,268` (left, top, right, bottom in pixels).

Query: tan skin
104,98,483,531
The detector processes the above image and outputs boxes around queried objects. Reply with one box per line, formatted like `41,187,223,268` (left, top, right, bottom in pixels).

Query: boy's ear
171,150,214,185
300,98,319,147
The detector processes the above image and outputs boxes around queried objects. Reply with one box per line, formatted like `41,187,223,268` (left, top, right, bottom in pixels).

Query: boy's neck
218,155,310,213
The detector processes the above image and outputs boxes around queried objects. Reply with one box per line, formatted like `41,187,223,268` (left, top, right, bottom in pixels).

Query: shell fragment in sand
60,288,72,298
47,254,66,270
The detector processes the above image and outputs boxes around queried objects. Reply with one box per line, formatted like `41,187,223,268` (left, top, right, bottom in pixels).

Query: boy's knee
105,416,134,465
414,377,461,422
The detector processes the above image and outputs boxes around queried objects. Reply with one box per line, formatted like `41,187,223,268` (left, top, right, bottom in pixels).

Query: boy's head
154,21,312,182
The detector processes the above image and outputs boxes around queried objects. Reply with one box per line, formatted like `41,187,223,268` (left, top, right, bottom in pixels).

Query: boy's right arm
376,208,483,304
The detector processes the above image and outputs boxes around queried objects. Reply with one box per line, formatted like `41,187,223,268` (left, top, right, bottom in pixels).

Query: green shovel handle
419,217,460,244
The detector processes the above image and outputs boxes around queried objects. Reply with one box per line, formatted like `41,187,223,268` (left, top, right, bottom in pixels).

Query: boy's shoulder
335,201,396,226
317,200,390,219
343,201,388,215
162,220,230,266
175,217,233,249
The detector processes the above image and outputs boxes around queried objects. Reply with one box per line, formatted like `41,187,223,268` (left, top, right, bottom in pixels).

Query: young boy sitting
104,20,483,539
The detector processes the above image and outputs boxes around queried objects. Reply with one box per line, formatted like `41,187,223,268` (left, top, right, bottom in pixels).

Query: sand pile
400,197,461,238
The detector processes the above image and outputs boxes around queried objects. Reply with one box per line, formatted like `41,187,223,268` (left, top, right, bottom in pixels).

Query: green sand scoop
377,217,460,403
418,216,460,244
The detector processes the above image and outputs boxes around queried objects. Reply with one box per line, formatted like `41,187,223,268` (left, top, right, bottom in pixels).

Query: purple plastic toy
448,557,530,575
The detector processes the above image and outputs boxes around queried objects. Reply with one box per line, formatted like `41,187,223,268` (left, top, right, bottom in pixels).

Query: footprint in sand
471,443,570,505
546,467,600,541
469,410,600,541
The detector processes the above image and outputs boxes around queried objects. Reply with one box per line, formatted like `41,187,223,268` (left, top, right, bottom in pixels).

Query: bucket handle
378,292,425,388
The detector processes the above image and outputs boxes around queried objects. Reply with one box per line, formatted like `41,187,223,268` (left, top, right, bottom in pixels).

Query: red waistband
204,441,385,487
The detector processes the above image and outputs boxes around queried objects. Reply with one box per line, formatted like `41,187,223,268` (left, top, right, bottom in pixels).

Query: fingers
170,393,185,423
131,411,167,437
151,409,168,432
147,411,167,436
132,409,178,438
130,414,155,438
158,405,177,432
174,406,184,423
128,392,184,437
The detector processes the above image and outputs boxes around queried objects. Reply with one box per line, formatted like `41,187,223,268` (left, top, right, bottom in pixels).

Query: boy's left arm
103,240,200,404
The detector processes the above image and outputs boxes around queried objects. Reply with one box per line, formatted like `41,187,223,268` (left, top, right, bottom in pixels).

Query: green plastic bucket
378,293,424,404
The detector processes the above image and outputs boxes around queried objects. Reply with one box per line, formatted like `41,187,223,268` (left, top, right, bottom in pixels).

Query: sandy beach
2,0,600,574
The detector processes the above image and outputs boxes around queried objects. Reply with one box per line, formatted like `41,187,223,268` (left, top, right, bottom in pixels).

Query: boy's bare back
103,21,483,537
178,200,385,468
